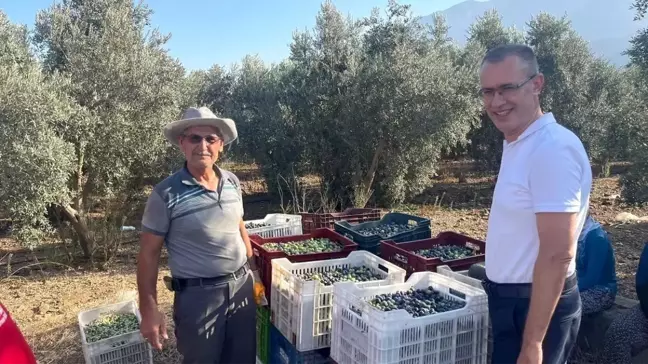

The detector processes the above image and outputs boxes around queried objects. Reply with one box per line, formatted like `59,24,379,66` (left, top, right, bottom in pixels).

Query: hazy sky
2,0,467,71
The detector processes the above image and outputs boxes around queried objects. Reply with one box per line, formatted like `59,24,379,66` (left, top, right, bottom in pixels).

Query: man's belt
481,272,578,299
164,262,250,292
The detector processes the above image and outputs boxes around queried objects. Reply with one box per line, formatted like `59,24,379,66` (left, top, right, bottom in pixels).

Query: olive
414,245,475,261
356,222,416,238
264,238,343,255
297,266,383,286
367,286,465,317
245,222,271,229
84,312,139,343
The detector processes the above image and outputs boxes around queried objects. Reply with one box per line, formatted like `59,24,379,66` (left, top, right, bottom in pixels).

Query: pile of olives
264,238,343,255
357,222,415,238
246,221,271,229
414,245,475,261
297,266,383,286
368,286,466,317
84,312,139,343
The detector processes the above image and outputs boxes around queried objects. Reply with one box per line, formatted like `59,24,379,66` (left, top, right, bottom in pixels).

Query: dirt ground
1,162,647,364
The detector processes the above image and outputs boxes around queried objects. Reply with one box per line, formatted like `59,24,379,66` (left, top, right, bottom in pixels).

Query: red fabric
0,302,37,364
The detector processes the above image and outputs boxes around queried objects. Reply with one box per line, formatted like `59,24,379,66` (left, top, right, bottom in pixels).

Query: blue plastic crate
334,212,432,253
269,323,330,364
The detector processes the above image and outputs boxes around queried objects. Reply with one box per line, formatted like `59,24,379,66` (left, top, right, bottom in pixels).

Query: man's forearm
239,220,253,258
239,220,258,271
137,251,160,313
522,256,569,345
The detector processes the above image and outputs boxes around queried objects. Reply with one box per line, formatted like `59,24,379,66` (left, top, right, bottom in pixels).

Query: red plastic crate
250,228,358,302
299,208,382,234
379,231,486,278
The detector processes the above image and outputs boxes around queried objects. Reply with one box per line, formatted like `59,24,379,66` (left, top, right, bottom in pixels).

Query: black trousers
172,270,257,364
482,273,581,364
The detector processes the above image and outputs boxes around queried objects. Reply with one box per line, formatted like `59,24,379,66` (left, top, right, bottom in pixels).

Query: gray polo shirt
141,164,247,278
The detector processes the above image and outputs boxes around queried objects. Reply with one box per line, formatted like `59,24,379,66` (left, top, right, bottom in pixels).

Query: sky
2,0,466,71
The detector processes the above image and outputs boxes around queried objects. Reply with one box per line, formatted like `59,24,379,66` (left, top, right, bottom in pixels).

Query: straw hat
163,107,238,146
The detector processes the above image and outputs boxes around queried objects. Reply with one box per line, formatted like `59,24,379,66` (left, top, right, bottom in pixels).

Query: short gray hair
480,44,539,76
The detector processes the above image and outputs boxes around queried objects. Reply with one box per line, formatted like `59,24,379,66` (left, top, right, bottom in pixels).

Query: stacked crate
269,251,407,358
245,213,308,363
245,213,303,238
250,212,490,364
299,208,382,234
250,227,361,363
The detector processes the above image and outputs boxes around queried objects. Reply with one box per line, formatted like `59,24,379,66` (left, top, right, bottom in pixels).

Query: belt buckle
237,265,247,278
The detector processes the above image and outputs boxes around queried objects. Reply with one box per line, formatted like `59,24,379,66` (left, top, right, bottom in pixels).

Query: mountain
420,0,647,67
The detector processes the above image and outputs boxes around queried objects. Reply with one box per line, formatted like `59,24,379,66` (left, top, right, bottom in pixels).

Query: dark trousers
482,273,582,364
173,270,257,364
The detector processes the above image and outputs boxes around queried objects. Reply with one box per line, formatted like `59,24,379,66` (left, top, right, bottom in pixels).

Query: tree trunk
75,147,85,213
601,160,611,178
60,203,93,259
355,139,385,208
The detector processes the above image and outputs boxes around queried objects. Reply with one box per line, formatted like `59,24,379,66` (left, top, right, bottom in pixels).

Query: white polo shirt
485,112,592,284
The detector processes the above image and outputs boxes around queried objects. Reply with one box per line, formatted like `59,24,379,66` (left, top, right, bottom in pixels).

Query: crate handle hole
377,263,389,273
448,287,466,300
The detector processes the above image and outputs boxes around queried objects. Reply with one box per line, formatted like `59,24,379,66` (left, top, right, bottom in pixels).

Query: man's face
178,125,224,170
479,55,544,139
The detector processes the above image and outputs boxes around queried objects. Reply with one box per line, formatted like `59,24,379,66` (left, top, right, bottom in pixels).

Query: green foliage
3,0,648,249
34,0,186,196
260,1,481,207
620,1,648,203
0,15,78,248
1,0,186,253
466,10,636,175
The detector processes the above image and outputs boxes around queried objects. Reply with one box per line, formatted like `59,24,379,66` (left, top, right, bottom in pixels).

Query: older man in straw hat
136,106,261,364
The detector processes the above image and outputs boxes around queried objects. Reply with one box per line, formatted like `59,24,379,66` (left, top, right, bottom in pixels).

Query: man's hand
251,270,269,306
136,231,165,349
517,342,542,364
140,308,168,350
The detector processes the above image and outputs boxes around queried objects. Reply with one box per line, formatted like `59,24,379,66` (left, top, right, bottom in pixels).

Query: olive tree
282,1,482,207
0,11,79,248
619,0,648,204
3,0,186,256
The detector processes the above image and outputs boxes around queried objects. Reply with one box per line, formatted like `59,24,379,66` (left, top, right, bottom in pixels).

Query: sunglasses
183,134,222,145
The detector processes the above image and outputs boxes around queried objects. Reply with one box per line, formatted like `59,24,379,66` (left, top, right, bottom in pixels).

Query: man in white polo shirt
479,44,591,364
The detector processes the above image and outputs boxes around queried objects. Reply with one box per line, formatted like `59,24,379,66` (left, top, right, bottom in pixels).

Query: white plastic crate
270,250,407,352
78,300,153,364
245,213,302,238
436,265,485,291
331,271,489,364
437,265,493,359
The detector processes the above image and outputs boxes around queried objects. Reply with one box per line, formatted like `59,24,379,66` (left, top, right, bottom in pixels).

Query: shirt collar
503,112,557,147
180,162,223,187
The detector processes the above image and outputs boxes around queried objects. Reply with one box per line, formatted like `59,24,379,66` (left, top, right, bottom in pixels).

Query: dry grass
1,162,647,364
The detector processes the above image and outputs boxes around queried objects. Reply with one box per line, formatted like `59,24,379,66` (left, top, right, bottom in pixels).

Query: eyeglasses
182,134,222,145
478,74,537,101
